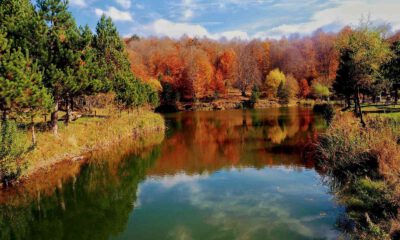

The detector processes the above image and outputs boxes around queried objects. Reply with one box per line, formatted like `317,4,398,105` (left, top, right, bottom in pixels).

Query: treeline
125,30,338,101
0,0,159,142
126,24,400,110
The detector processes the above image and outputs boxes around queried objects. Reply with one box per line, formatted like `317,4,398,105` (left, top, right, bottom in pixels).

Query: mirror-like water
0,108,343,240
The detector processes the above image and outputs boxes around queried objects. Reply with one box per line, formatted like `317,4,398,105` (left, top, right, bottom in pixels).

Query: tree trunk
30,116,36,145
356,87,366,127
51,99,59,135
70,96,74,111
65,97,71,126
394,86,398,105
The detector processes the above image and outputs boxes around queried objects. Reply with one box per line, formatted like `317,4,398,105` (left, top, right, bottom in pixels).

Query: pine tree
0,31,52,144
93,15,159,109
93,15,130,90
37,0,81,133
0,0,47,58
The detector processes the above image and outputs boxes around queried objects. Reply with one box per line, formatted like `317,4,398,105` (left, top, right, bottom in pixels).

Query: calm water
0,108,343,240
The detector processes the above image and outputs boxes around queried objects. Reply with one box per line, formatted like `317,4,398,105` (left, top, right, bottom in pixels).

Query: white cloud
180,0,195,20
69,0,86,7
115,0,131,9
183,9,194,20
146,173,208,188
95,6,133,22
261,0,400,38
138,18,249,40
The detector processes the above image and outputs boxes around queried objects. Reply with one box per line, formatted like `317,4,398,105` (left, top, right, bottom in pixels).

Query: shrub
0,121,28,185
312,82,331,100
277,81,289,104
316,113,400,238
250,85,260,104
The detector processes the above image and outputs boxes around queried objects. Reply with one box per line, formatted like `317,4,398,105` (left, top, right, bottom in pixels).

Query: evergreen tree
334,50,354,109
93,15,159,108
37,0,81,133
277,81,289,104
0,31,52,144
0,0,47,58
93,15,130,91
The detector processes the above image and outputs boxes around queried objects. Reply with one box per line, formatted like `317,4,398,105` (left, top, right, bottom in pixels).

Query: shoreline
157,98,317,113
1,110,165,189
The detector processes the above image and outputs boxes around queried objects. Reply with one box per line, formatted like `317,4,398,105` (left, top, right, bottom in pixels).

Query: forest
125,24,400,113
0,0,162,184
1,0,400,239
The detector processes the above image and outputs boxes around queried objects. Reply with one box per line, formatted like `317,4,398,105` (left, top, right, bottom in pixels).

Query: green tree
250,85,260,105
0,121,28,185
37,0,81,133
277,81,289,104
0,0,47,59
334,50,354,109
0,31,52,144
312,82,331,100
93,15,158,109
335,24,392,126
384,40,400,104
93,15,130,91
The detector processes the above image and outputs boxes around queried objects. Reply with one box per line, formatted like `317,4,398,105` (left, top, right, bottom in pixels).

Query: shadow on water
0,107,343,240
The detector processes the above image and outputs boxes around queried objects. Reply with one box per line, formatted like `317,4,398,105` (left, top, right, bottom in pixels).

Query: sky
66,0,400,40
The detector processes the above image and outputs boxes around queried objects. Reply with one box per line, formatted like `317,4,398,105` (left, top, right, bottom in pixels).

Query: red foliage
299,79,311,98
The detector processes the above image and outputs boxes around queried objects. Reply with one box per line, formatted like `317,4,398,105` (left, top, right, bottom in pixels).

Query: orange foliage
299,79,311,98
124,28,349,100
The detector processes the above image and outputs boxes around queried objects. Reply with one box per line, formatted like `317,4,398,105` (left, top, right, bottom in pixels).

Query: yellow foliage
265,68,286,97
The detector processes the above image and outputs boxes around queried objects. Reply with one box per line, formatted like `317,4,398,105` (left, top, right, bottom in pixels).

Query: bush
316,113,400,238
277,81,289,104
0,121,28,185
250,85,260,104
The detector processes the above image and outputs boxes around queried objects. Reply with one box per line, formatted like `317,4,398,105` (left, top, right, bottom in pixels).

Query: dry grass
21,109,165,177
316,112,400,238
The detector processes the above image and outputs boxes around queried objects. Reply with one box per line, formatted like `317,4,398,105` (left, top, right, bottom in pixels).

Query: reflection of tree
149,108,322,176
0,147,161,240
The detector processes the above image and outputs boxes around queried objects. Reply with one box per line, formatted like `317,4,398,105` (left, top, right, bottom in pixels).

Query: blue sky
66,0,400,39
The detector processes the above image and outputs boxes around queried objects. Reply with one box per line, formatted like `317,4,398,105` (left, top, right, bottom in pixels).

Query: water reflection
0,108,340,240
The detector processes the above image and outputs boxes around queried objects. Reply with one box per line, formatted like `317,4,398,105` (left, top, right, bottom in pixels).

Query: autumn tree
298,79,311,98
213,48,237,94
183,47,213,100
285,74,300,100
384,38,400,104
312,30,339,86
235,44,261,96
335,24,392,126
265,68,286,97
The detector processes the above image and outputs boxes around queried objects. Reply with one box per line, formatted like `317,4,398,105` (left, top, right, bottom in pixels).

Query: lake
0,108,343,240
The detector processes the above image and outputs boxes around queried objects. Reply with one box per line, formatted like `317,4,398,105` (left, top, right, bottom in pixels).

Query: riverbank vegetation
316,113,400,239
0,0,161,185
313,22,400,239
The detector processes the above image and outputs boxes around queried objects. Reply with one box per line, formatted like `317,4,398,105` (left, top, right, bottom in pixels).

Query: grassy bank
315,112,400,239
1,109,165,185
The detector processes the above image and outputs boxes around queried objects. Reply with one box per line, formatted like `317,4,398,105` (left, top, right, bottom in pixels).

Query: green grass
18,109,165,177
